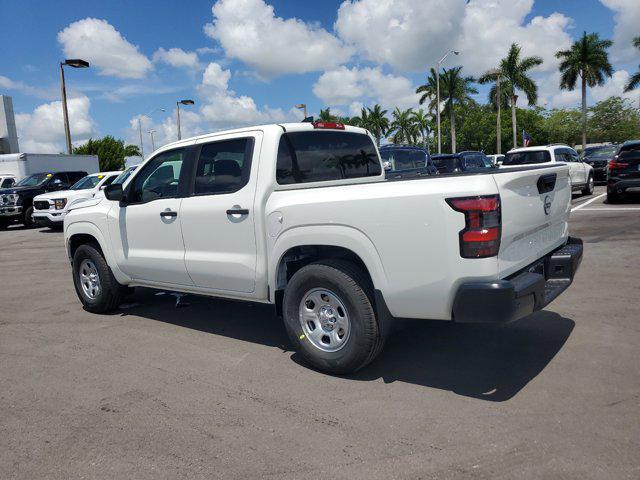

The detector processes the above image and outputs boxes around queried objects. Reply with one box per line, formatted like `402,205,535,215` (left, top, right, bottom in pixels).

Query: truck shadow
120,288,574,402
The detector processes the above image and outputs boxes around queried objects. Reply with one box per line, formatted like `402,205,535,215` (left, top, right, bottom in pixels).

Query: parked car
487,154,505,166
0,174,16,189
64,122,582,374
0,171,87,229
93,165,138,199
379,144,438,179
431,151,495,173
607,140,640,203
581,144,619,182
502,144,594,196
32,171,121,229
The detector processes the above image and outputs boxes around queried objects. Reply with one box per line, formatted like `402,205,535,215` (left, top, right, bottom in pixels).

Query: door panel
180,133,261,293
107,147,192,285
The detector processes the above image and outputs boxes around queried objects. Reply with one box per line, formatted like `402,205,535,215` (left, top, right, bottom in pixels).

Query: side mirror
104,183,124,203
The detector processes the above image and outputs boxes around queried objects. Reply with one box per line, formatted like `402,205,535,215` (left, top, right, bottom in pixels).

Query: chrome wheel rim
79,259,101,300
589,177,594,193
299,288,350,352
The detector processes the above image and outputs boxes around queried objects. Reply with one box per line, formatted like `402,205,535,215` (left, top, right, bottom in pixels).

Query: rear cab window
503,150,551,165
276,131,381,185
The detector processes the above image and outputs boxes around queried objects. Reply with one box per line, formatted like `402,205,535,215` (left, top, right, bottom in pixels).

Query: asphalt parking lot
1,185,639,479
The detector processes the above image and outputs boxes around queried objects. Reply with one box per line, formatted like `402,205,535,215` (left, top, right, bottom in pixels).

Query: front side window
129,149,185,203
193,138,254,195
503,150,551,165
276,131,381,185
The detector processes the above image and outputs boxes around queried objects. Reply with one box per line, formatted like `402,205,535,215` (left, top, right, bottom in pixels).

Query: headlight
54,198,67,210
2,194,18,205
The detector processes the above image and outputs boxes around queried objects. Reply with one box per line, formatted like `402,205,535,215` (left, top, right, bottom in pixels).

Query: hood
34,189,94,202
67,196,104,212
0,185,44,195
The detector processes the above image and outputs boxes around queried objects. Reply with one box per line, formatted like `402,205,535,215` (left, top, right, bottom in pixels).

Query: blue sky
0,0,638,154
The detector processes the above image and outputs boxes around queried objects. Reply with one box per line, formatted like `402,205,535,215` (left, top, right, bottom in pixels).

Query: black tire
22,206,34,228
72,243,127,313
581,174,594,196
0,218,8,230
283,259,383,375
607,189,621,203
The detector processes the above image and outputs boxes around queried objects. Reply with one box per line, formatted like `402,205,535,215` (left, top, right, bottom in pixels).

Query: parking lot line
571,193,606,211
574,207,640,212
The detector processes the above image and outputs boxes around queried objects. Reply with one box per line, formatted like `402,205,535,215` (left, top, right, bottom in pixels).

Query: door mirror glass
104,183,124,202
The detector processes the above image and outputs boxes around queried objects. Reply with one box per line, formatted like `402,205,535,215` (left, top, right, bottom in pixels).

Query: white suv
32,171,121,228
503,145,594,196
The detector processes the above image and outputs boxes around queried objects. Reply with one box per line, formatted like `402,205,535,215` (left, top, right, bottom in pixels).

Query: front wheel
581,175,594,196
22,206,34,228
72,243,127,313
282,259,384,375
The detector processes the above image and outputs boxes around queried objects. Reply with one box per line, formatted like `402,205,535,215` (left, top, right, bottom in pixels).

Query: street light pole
436,50,459,154
295,103,307,120
149,130,156,151
138,108,165,158
176,99,195,140
59,59,89,154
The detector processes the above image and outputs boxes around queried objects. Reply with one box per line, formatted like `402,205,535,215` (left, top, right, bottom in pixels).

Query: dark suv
582,144,618,182
0,171,87,229
379,145,438,179
431,151,495,174
607,141,640,203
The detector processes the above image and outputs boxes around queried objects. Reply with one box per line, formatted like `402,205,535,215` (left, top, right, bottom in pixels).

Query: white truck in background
64,122,583,374
0,153,99,181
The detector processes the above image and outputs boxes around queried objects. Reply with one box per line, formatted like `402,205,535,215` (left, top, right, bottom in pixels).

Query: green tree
411,108,431,149
415,68,439,116
556,31,613,151
440,66,477,153
624,36,640,92
545,108,582,146
318,108,337,122
455,103,496,153
389,108,417,144
364,104,390,146
588,96,640,143
73,136,140,171
497,43,543,149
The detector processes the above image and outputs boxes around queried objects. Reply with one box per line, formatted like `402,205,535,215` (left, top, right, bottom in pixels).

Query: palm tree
496,43,543,149
478,69,510,154
411,109,431,149
556,32,613,151
415,68,439,117
389,108,417,144
319,108,336,122
440,67,477,153
624,36,640,93
364,104,389,146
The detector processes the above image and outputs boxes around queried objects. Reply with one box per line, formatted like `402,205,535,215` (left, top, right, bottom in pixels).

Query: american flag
523,130,533,147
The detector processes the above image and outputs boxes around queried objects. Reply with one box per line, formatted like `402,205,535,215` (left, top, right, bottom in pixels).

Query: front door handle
160,210,178,218
226,208,249,215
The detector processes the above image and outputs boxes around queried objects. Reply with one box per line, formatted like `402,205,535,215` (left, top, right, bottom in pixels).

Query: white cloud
204,0,353,76
591,70,640,102
15,96,96,153
0,75,57,99
335,0,466,71
601,0,640,63
58,18,152,79
456,0,573,76
199,62,231,94
129,110,204,154
313,66,419,110
153,47,200,69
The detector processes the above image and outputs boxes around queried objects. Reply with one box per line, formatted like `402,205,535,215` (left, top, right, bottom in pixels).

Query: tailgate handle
537,173,557,194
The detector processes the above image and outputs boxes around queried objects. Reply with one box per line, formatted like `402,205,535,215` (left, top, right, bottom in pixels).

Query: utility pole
59,59,89,154
436,50,459,154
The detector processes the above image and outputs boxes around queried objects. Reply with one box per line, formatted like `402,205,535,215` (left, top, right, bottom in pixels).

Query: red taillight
312,121,345,130
447,195,501,258
608,157,629,170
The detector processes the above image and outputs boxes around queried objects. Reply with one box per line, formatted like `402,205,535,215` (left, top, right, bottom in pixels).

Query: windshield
503,150,551,165
15,173,49,187
379,149,427,170
70,175,101,190
112,167,136,185
583,146,618,160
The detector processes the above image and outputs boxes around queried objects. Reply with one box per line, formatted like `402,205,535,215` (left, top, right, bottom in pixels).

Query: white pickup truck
64,122,583,374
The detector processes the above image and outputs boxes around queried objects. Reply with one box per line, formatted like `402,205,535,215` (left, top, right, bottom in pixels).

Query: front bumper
0,206,23,218
32,211,66,227
452,237,583,324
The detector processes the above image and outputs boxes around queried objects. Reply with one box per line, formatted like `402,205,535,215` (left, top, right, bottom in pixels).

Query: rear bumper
607,177,640,191
453,237,583,324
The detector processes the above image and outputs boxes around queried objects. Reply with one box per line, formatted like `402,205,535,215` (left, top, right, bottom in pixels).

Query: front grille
34,201,51,210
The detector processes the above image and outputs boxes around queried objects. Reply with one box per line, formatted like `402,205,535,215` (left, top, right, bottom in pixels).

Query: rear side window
193,138,254,195
276,131,381,185
380,149,426,171
503,150,551,165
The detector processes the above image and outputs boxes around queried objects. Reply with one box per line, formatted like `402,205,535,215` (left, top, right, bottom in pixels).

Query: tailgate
494,165,571,278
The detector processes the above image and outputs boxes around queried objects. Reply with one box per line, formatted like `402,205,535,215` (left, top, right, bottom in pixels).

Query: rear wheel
282,259,383,375
72,243,127,313
581,175,594,196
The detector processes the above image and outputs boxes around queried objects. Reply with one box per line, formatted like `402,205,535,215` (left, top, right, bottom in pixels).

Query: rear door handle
226,208,249,215
160,210,178,218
